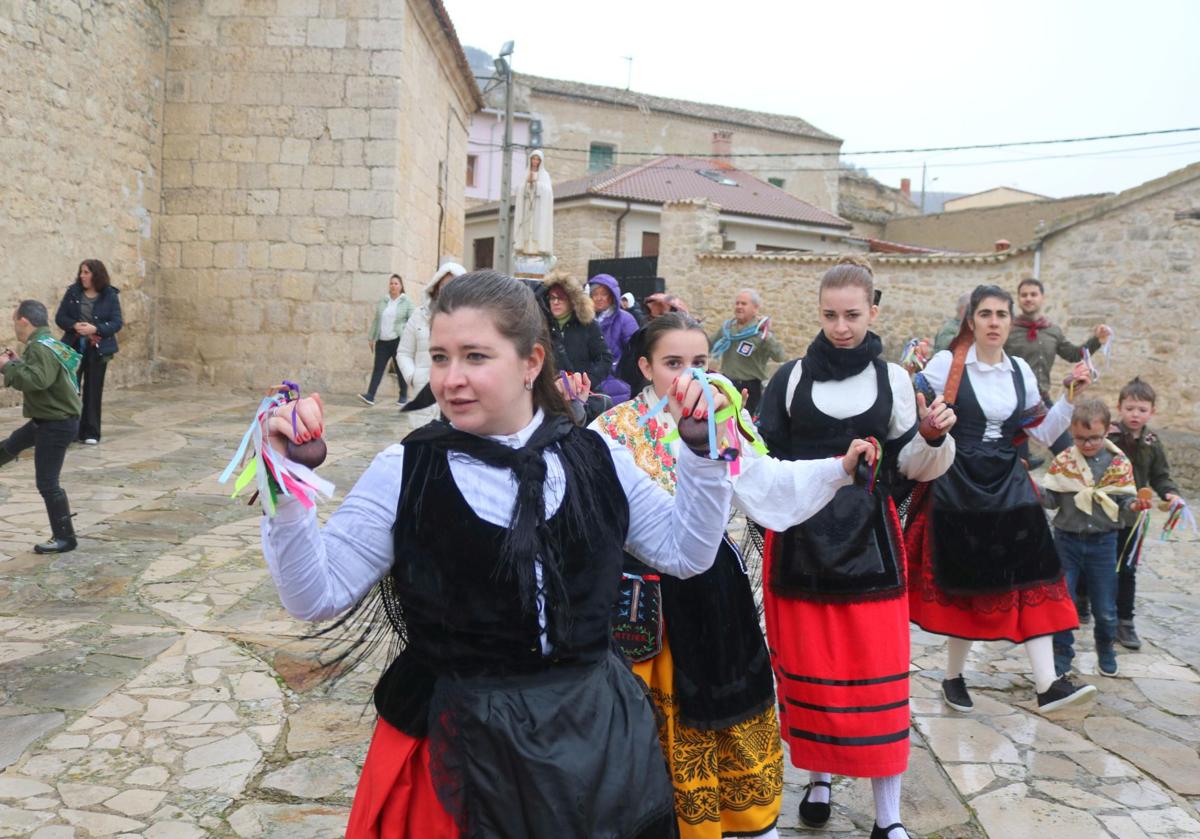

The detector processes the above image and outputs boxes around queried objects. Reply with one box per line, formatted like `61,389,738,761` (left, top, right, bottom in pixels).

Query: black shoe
34,490,76,554
1117,621,1142,650
871,823,908,839
358,393,375,406
798,781,832,828
1037,676,1097,712
942,675,973,712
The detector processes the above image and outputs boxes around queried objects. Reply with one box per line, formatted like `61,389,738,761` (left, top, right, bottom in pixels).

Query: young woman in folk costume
745,256,958,839
592,312,888,839
258,272,868,839
906,284,1098,715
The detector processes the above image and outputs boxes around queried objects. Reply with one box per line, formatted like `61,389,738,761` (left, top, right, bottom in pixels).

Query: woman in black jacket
55,259,123,443
538,270,613,422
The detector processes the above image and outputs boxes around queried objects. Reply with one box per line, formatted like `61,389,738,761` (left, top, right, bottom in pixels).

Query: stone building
469,72,844,212
880,193,1110,253
0,0,481,395
464,156,858,279
656,161,1200,488
943,186,1050,213
837,170,921,238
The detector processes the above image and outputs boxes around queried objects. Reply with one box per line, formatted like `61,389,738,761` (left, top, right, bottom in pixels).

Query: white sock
1026,635,1057,694
946,637,972,679
872,774,906,837
807,771,832,804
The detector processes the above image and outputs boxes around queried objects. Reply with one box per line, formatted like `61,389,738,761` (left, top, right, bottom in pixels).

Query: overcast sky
443,0,1200,201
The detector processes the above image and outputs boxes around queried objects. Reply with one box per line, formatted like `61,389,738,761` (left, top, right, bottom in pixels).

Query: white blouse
922,347,1072,445
260,410,733,624
769,359,957,482
588,386,855,536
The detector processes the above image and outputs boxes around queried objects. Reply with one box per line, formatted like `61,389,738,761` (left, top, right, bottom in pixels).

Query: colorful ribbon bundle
1161,497,1197,541
219,382,335,516
1118,509,1151,571
899,338,929,373
637,369,767,476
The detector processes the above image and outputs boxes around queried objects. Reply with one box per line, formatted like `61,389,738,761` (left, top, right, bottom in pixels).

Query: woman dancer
744,257,957,839
594,313,868,838
906,284,1096,715
260,272,866,838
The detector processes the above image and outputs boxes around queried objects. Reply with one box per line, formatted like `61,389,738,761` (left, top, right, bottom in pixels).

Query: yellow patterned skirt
633,630,784,838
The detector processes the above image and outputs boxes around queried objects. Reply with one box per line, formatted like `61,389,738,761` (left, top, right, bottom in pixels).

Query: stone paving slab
0,385,1196,837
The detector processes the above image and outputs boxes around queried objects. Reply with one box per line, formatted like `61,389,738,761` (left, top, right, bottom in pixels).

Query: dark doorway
473,237,494,270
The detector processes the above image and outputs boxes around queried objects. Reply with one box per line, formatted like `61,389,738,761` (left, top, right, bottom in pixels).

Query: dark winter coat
539,275,613,388
55,284,123,356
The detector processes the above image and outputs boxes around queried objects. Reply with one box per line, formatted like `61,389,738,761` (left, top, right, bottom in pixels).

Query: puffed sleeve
260,446,402,621
1017,356,1073,446
731,448,852,532
886,363,955,482
590,428,733,579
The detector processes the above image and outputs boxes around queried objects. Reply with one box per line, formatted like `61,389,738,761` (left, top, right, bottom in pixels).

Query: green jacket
368,295,413,341
1108,423,1180,500
709,324,787,382
1004,321,1101,397
932,316,960,353
3,327,83,420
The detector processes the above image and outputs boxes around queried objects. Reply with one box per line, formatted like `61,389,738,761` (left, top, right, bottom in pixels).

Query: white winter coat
396,262,466,391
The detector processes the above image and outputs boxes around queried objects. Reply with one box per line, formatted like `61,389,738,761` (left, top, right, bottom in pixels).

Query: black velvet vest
374,428,630,735
764,359,905,602
930,362,1062,594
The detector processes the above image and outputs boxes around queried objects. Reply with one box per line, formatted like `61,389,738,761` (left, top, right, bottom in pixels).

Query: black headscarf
803,330,884,382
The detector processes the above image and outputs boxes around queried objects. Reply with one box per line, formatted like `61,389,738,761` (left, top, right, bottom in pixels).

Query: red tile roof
468,157,851,230
560,156,852,229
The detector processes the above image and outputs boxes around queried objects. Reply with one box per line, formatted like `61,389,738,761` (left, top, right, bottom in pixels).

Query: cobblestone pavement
0,384,1197,838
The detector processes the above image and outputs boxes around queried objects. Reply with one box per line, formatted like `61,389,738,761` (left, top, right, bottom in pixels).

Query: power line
470,126,1200,160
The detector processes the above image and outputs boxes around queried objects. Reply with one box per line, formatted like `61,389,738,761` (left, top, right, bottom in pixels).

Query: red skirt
345,719,458,839
762,529,910,779
905,486,1079,643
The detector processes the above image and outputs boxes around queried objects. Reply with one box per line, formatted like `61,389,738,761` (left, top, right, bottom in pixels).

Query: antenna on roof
623,56,633,91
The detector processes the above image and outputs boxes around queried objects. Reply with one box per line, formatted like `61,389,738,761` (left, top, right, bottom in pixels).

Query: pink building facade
466,109,534,202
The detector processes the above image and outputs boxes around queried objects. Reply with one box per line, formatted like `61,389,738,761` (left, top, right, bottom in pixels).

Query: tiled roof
468,157,852,230
518,73,840,143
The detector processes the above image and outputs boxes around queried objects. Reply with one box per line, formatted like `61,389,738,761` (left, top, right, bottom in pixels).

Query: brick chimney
900,178,911,198
994,239,1011,252
711,130,733,163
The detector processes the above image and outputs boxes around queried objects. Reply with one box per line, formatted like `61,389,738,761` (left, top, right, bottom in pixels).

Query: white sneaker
83,438,99,445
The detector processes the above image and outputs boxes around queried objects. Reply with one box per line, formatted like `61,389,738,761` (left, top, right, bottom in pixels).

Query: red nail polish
682,407,691,418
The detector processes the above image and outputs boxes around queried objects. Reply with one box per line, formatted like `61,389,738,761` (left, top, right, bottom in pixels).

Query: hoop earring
524,379,533,391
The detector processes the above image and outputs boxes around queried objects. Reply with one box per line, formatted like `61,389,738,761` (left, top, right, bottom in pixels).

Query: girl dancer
744,257,957,839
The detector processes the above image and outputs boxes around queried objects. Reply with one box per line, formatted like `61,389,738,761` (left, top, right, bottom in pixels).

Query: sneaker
942,676,974,712
1116,621,1142,650
82,438,99,445
358,393,375,406
397,397,408,406
1098,649,1120,677
1037,676,1098,712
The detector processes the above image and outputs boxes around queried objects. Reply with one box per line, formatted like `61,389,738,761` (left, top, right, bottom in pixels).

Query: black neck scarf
402,412,586,641
804,330,883,382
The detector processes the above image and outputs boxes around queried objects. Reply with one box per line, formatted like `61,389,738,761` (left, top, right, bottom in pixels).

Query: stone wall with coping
0,0,166,403
156,0,476,390
656,176,1200,489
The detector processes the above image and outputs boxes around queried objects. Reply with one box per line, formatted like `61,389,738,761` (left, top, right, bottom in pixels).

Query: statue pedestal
514,254,556,279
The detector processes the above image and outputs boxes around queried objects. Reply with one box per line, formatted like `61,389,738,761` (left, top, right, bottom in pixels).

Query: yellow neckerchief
1042,439,1136,521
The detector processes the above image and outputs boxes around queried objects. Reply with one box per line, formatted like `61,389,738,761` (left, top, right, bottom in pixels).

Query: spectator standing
54,259,122,443
709,288,785,414
0,300,83,553
588,274,639,403
1004,277,1111,462
360,274,413,406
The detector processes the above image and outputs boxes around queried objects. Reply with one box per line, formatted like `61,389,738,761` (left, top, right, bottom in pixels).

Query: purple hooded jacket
588,274,639,403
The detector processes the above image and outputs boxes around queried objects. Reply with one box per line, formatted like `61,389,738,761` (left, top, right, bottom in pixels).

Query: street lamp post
495,42,515,275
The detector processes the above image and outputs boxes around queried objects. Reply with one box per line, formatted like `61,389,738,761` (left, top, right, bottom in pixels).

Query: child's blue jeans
1053,529,1118,674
